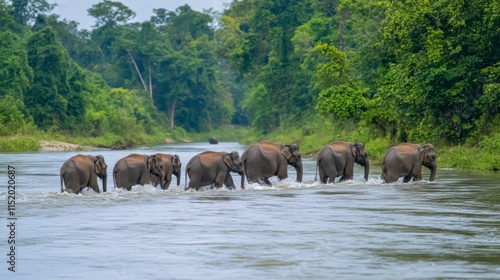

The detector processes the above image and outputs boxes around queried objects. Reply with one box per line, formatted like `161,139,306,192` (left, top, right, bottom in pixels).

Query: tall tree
87,0,135,28
25,27,72,129
9,0,54,26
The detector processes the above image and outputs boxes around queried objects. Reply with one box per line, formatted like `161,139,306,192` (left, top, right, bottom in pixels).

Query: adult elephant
185,151,244,191
60,155,107,194
242,141,303,186
381,143,437,183
113,154,166,190
151,154,182,190
316,141,370,183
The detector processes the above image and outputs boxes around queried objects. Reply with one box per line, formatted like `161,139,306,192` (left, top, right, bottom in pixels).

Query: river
1,142,499,279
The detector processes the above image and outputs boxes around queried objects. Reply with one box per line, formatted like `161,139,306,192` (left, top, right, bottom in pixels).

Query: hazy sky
48,0,230,29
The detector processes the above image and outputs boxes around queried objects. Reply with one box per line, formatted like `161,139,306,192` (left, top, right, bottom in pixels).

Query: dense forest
0,0,499,169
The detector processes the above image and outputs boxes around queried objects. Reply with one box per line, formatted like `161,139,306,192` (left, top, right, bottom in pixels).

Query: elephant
315,141,370,183
381,143,437,183
241,141,303,186
151,154,182,190
113,153,166,190
208,136,218,144
185,151,244,191
60,155,107,194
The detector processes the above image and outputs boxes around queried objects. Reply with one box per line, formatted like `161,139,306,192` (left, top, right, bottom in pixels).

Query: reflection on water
0,142,499,279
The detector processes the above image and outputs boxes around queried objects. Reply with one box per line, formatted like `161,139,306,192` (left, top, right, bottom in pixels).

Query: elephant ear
417,146,427,162
172,155,181,168
280,145,292,160
148,156,157,171
223,153,233,168
351,144,358,157
94,155,104,174
352,142,365,158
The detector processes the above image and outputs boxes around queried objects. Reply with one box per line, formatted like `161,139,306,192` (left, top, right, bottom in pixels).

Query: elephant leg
412,167,423,181
340,164,354,182
383,172,399,183
262,177,272,186
214,172,227,188
245,168,261,184
187,173,201,191
224,175,236,190
89,184,100,193
402,174,413,183
318,168,328,184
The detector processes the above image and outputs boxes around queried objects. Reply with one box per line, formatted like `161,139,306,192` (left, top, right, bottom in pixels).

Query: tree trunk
148,58,153,102
126,50,148,92
170,100,175,130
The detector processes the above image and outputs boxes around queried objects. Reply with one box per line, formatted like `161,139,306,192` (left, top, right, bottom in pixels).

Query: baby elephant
185,151,245,191
60,155,107,194
151,154,182,190
113,154,166,190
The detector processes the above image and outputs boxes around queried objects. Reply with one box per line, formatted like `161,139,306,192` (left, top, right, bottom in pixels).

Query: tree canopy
0,0,498,149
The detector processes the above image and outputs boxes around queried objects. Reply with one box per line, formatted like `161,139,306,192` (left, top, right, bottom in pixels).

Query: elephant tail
184,167,188,191
381,159,387,182
113,170,117,188
314,159,318,181
60,173,64,193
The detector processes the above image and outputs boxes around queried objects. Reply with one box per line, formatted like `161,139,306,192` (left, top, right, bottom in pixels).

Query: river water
1,142,499,279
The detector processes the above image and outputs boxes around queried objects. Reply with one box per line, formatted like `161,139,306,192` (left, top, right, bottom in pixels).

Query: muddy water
1,142,499,279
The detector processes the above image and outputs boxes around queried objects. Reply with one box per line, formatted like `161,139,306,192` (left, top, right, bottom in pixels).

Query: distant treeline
1,0,499,150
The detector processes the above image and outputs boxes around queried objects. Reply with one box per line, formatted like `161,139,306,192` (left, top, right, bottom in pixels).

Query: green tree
314,43,368,120
25,27,72,130
0,30,33,135
9,0,54,26
87,0,135,28
377,0,500,144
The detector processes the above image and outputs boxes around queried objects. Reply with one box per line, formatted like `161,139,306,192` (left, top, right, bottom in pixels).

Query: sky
47,0,231,29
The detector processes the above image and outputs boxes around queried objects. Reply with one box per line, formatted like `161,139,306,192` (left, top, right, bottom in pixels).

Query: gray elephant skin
242,141,303,186
381,143,437,183
60,155,107,194
113,154,166,190
185,151,244,191
316,141,370,183
151,153,182,190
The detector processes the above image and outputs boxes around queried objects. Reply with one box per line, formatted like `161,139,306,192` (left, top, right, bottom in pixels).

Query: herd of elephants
59,141,437,194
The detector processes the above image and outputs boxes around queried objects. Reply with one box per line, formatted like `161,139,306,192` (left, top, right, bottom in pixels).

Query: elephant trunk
102,174,107,192
161,171,167,190
363,159,370,182
295,161,303,183
240,171,245,190
176,174,180,186
428,161,437,181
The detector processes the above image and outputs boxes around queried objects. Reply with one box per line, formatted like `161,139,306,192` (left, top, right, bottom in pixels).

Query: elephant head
94,155,108,192
418,143,437,181
280,143,303,183
148,154,166,189
352,142,370,181
223,151,245,189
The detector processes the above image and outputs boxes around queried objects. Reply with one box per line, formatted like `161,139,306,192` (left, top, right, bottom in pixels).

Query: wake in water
1,175,438,205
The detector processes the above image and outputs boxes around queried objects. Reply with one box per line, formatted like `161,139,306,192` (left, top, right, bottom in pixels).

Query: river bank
1,125,498,172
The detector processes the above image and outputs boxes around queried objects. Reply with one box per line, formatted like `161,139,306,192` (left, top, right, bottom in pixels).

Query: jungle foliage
0,0,499,170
